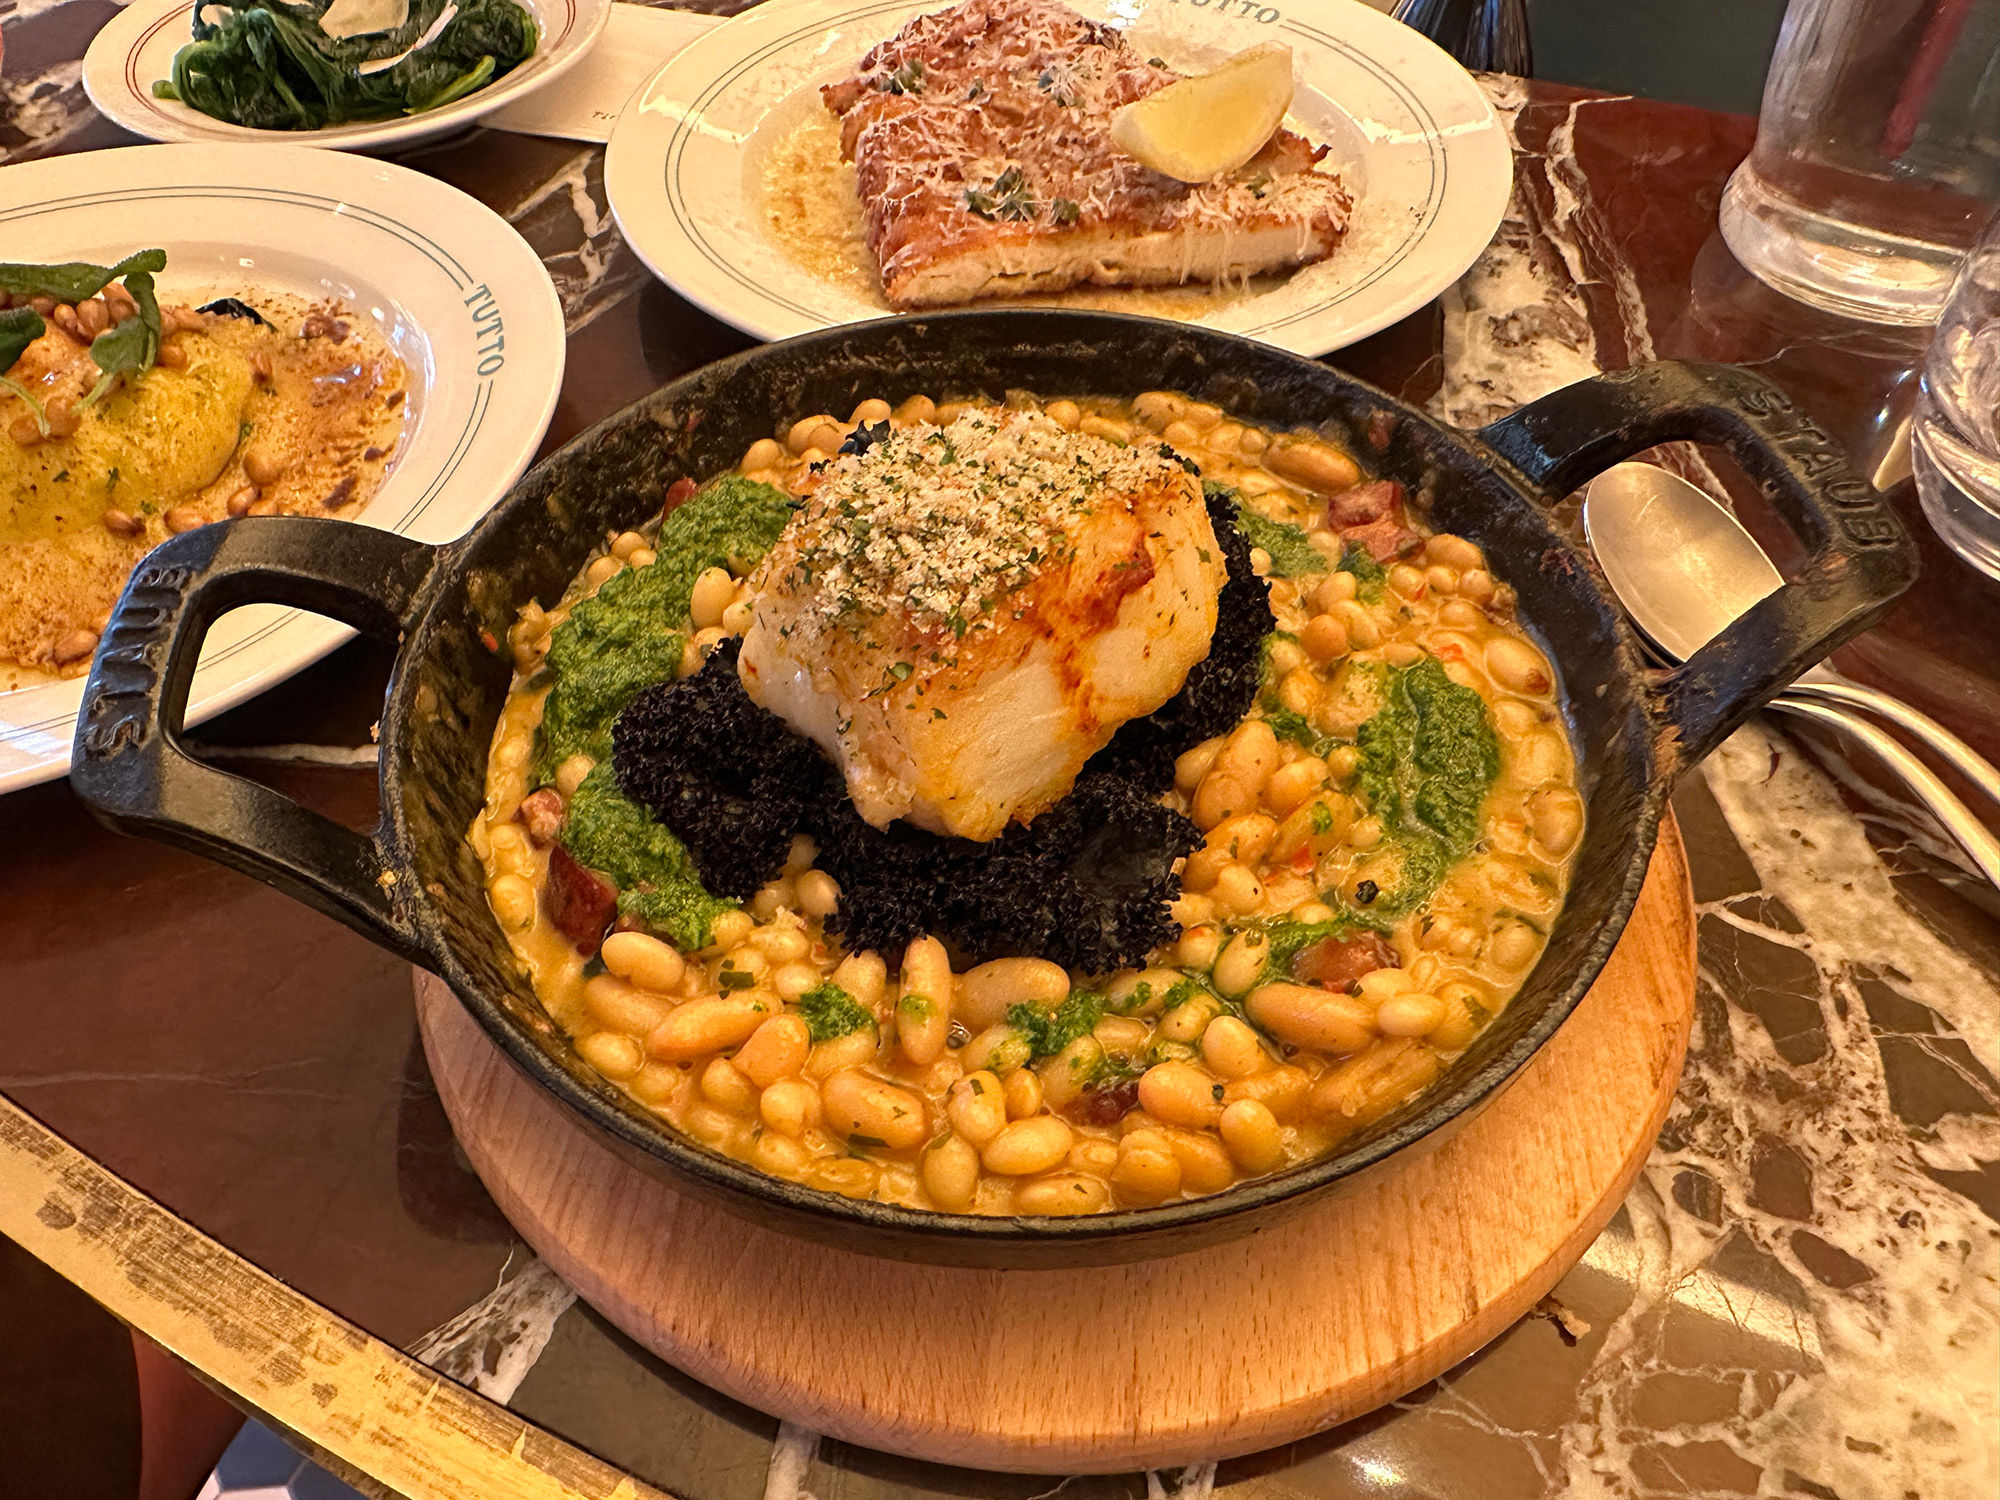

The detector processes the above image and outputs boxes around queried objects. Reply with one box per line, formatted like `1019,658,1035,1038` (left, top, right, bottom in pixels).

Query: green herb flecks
965,167,1035,222
533,475,795,780
1349,657,1499,919
876,58,924,94
1337,540,1387,595
797,983,875,1043
559,763,734,951
1035,68,1080,106
151,0,537,129
1007,991,1104,1058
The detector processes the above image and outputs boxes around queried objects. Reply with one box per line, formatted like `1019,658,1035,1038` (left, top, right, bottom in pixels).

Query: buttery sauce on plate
755,110,1287,319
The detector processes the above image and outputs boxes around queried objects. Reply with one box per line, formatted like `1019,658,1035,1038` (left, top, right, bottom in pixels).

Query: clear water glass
1913,215,2000,579
1720,0,2000,326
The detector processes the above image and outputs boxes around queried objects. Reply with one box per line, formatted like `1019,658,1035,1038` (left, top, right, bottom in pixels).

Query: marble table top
0,7,1995,1498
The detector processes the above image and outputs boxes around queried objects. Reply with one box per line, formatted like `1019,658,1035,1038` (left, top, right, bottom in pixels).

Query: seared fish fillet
820,0,1354,310
739,409,1225,841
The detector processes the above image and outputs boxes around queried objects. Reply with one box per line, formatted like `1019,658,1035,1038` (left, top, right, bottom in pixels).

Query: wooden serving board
417,817,1694,1475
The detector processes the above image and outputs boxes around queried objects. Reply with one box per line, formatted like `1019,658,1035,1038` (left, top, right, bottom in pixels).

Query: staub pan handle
1477,360,1918,769
70,518,443,965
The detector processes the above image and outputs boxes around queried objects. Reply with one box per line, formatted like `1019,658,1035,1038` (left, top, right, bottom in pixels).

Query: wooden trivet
417,817,1693,1474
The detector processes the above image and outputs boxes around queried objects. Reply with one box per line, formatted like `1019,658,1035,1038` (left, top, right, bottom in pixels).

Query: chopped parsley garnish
1035,68,1080,106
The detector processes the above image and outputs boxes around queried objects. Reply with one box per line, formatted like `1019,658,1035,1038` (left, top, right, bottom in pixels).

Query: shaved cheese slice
357,1,459,71
318,0,410,40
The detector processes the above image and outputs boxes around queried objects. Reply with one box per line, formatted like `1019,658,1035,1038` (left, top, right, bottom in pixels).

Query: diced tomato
1290,932,1397,991
545,845,617,953
662,476,698,516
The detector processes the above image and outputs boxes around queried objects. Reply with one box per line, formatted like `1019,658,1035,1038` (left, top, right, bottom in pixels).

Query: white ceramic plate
83,0,611,150
0,144,565,794
602,0,1511,356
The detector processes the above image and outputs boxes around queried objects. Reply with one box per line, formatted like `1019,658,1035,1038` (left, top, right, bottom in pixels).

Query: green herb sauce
533,475,795,781
797,983,875,1043
537,476,797,949
1203,480,1326,580
557,764,733,951
1337,541,1387,596
1349,657,1500,920
1007,991,1105,1058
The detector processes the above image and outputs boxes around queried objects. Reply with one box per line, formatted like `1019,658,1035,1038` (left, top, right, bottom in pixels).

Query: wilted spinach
153,0,538,130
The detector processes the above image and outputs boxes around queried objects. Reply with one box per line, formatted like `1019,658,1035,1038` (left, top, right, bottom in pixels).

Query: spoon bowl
1581,460,1783,665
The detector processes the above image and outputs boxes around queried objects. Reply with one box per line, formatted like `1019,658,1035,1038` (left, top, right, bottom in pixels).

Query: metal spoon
1582,460,2000,888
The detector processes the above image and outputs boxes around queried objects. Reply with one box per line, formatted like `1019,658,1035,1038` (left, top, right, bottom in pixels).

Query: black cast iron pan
69,311,1916,1268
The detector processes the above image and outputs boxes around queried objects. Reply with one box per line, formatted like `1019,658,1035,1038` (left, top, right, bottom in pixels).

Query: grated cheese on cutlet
783,408,1188,638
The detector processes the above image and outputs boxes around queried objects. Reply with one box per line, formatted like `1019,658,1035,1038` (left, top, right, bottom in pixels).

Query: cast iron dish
70,311,1916,1268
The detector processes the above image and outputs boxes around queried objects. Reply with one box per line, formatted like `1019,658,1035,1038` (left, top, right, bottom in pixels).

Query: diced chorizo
1327,478,1404,528
1289,932,1397,992
1062,1077,1140,1127
515,788,564,848
545,845,616,953
1342,516,1422,562
662,477,698,516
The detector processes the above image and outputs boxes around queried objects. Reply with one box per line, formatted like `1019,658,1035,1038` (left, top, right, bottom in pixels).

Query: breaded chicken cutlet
820,0,1354,309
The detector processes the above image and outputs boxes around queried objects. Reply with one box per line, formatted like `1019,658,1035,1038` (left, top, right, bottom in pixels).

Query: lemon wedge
1110,43,1295,183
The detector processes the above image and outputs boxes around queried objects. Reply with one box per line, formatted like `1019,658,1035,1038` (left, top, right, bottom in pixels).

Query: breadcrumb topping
781,408,1185,636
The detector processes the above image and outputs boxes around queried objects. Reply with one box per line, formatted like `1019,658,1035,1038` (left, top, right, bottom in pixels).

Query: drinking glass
1913,212,2000,579
1720,0,2000,325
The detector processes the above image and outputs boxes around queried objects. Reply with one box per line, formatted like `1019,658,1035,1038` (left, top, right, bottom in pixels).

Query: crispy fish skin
821,0,1353,309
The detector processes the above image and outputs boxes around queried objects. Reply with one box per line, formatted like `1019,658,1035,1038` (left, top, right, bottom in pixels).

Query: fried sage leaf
0,251,168,408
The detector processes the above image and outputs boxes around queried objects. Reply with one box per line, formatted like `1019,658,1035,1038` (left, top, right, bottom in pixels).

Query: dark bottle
1391,0,1533,75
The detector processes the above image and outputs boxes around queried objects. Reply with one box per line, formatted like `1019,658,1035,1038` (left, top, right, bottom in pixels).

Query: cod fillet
738,409,1226,841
